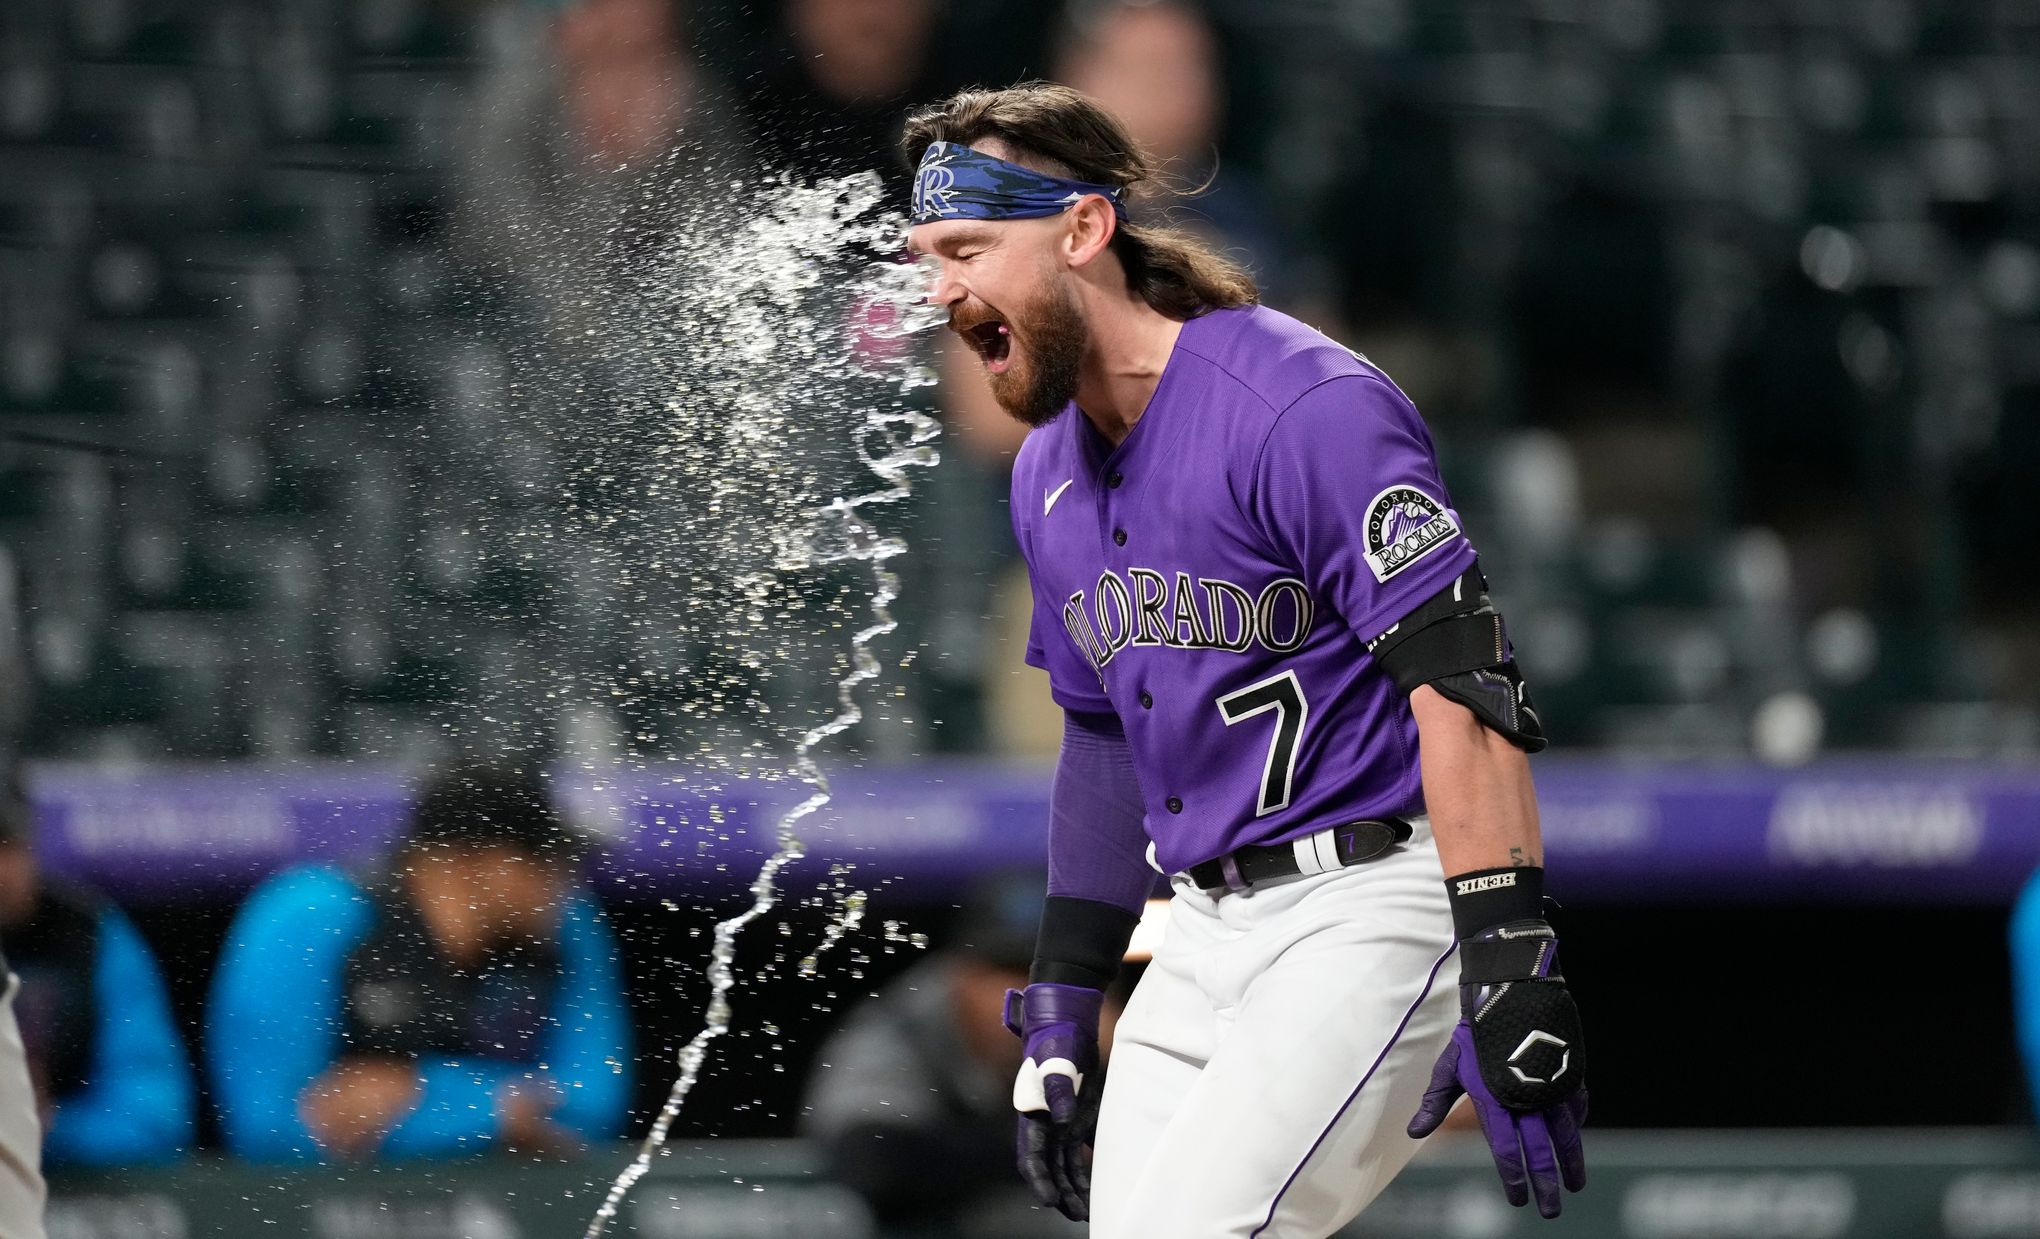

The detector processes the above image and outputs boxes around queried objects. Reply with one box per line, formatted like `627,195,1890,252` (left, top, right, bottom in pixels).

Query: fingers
1470,1098,1530,1209
1016,1115,1062,1211
1519,1110,1564,1219
1055,1129,1091,1222
1045,1120,1082,1216
1549,1092,1589,1194
1018,1105,1094,1222
1042,1070,1080,1126
1405,1040,1465,1139
1073,1063,1107,1146
1062,1118,1092,1201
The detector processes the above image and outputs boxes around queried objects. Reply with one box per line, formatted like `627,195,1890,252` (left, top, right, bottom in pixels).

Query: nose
924,258,967,310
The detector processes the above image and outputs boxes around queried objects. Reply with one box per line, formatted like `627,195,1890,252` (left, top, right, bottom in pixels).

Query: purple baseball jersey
1009,304,1479,875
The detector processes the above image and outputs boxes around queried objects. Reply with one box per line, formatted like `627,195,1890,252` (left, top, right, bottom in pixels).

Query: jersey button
1166,796,1183,814
1139,691,1153,709
1113,529,1127,546
1107,472,1124,488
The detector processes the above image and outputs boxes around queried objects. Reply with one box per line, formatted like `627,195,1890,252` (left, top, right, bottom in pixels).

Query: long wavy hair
901,83,1260,319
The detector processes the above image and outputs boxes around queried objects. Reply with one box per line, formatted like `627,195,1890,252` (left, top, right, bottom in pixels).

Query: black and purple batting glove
1003,982,1104,1221
1407,919,1588,1219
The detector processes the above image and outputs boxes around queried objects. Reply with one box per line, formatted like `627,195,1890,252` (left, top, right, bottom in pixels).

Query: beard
990,278,1088,429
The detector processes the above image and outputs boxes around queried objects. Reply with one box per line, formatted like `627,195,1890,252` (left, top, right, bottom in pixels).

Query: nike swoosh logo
1044,479,1075,515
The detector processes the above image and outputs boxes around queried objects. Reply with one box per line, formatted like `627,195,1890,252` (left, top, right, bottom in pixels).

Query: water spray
578,172,943,1237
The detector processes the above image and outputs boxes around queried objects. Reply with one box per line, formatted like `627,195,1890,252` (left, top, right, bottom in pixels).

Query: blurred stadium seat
0,6,2036,1233
1,0,2033,763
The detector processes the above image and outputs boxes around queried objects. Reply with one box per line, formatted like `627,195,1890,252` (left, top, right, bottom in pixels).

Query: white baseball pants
1088,822,1458,1239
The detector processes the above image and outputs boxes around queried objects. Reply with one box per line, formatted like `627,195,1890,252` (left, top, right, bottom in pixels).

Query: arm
539,891,633,1140
2011,875,2040,1117
1413,685,1543,882
208,868,372,1163
43,906,195,1166
1401,620,1585,1220
1001,454,1148,1220
1243,372,1583,1214
373,1061,519,1158
1038,708,1154,981
1006,707,1150,1222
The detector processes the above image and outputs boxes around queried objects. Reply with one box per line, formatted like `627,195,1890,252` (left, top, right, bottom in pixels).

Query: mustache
946,304,1007,335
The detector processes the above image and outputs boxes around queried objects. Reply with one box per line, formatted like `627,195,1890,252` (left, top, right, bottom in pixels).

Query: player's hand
299,1056,423,1160
1407,919,1587,1219
498,1077,584,1158
1004,982,1104,1221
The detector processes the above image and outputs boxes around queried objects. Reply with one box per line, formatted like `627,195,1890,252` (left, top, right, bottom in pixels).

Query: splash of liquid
579,173,944,1238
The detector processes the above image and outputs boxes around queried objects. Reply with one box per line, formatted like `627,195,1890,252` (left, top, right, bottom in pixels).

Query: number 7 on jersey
1215,669,1308,817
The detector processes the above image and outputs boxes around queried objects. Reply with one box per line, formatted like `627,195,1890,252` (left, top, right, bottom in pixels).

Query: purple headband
910,141,1129,227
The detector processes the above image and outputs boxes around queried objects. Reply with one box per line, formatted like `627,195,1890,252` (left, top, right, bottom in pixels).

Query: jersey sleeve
540,891,633,1140
1248,374,1479,644
207,866,374,1163
1011,471,1114,715
44,905,195,1166
2012,871,2040,1117
1048,709,1157,915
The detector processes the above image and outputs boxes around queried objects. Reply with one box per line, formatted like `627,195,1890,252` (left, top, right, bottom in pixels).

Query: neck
404,864,489,967
1072,290,1185,447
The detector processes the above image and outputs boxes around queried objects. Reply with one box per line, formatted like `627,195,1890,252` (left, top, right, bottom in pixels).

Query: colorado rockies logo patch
1362,486,1460,582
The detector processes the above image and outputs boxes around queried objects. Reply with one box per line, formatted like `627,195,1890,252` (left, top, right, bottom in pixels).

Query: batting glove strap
1002,983,1103,1041
1457,918,1563,986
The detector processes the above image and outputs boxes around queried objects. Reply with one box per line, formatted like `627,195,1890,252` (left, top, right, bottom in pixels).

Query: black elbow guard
1366,560,1548,753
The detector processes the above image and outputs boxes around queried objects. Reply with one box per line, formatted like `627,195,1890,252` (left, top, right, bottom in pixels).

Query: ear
1062,195,1119,270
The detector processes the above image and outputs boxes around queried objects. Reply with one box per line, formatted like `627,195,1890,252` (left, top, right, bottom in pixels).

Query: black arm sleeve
1030,895,1140,990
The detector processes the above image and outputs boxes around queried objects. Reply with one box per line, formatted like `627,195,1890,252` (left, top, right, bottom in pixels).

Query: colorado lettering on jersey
1058,569,1314,679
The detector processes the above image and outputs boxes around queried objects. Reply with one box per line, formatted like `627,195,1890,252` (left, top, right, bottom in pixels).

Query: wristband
1444,865,1544,939
1030,895,1139,990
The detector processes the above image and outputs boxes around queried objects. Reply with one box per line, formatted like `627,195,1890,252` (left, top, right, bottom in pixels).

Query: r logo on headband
912,161,959,221
910,142,1128,227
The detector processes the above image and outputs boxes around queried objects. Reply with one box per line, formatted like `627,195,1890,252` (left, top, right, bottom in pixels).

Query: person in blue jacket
0,775,193,1167
2012,869,2040,1118
208,765,633,1162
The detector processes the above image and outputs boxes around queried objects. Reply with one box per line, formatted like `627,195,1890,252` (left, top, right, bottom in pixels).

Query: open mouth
960,319,1013,374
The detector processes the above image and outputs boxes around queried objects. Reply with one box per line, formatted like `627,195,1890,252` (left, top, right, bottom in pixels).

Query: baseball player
902,83,1587,1238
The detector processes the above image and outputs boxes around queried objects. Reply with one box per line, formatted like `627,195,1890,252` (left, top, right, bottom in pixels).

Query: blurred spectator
939,0,1294,462
0,550,25,777
741,0,942,191
2010,868,2040,1117
0,771,191,1167
1054,0,1288,295
458,0,752,294
802,872,1122,1225
555,0,698,167
207,767,631,1162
